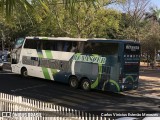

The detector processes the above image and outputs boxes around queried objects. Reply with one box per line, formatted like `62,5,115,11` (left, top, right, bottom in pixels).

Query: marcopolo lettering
126,45,139,51
73,55,106,64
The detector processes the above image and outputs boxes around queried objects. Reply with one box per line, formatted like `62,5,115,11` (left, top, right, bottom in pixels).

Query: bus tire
69,76,79,89
21,68,28,77
81,79,91,91
0,67,3,71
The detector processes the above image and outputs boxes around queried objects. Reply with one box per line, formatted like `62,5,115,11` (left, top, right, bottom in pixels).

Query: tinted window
24,39,83,52
56,41,79,52
42,41,57,50
84,42,119,55
24,39,37,49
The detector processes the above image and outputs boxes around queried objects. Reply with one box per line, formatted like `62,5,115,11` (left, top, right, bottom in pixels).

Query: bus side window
57,41,63,51
92,43,119,55
84,42,94,54
70,42,78,52
42,40,52,50
63,41,72,52
42,41,47,50
36,40,42,50
24,39,36,49
43,40,57,51
77,41,84,53
53,41,57,50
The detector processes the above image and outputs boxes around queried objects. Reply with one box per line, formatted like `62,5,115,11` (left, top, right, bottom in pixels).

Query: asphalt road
0,69,159,112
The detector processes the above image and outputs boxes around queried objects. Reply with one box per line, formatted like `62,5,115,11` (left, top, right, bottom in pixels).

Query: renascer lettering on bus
73,55,106,64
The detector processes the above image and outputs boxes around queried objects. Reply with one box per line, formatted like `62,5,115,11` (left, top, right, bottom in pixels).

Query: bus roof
26,37,88,41
25,37,139,43
87,39,139,44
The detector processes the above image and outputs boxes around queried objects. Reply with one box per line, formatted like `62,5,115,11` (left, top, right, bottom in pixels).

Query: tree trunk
1,30,5,51
147,53,149,67
154,48,157,68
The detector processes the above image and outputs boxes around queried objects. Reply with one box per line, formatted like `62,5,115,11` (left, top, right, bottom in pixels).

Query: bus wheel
81,79,90,91
0,67,3,71
21,68,28,77
69,76,79,89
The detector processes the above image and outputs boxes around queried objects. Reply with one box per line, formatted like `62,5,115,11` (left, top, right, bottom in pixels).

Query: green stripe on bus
102,79,120,92
51,69,58,76
37,50,51,80
45,50,53,59
41,37,48,40
91,63,102,89
91,54,102,89
99,64,102,80
42,67,51,80
38,53,43,58
37,51,43,58
125,76,134,82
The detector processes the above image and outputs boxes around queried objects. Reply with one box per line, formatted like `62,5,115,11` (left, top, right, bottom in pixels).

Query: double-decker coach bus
11,37,140,92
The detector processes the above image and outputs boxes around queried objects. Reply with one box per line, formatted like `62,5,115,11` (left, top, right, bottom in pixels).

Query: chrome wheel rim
83,81,89,90
71,79,77,87
23,71,27,77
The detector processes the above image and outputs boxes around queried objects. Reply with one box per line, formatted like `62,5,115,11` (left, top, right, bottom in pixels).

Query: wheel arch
21,67,27,74
80,77,90,84
68,75,79,83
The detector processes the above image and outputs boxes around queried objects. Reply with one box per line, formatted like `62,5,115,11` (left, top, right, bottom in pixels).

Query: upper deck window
24,39,81,52
84,42,119,55
24,39,37,49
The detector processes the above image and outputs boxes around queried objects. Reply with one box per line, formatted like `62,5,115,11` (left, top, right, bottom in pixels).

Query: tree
0,0,125,20
0,0,125,47
0,16,14,50
46,1,121,38
119,0,150,40
145,7,160,23
141,7,160,67
0,0,49,21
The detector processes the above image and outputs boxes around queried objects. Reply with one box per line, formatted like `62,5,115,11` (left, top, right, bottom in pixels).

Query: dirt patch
140,76,160,81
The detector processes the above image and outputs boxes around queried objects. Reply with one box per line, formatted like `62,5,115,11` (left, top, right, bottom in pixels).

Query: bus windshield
14,38,25,49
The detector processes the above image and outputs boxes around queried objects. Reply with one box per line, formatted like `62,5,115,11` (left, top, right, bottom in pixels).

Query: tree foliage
0,0,123,48
46,1,121,38
10,0,121,38
119,0,150,40
140,7,160,64
1,0,160,67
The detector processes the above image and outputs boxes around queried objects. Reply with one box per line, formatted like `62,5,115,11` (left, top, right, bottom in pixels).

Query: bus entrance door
99,66,111,90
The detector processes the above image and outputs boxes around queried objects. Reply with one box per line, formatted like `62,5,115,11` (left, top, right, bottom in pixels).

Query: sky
151,0,160,8
108,0,160,12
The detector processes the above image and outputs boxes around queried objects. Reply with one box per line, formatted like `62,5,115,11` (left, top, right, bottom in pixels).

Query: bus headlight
122,78,126,83
122,85,124,89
